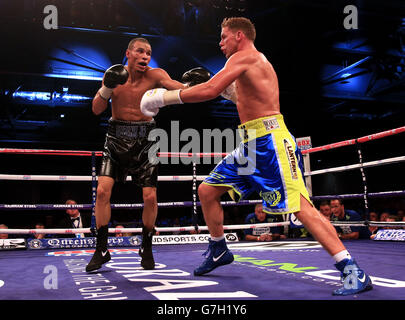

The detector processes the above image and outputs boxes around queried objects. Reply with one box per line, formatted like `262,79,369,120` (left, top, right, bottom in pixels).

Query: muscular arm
180,52,248,103
92,92,109,115
155,68,186,90
92,64,128,115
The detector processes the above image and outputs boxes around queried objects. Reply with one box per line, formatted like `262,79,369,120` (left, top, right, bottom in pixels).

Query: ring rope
0,200,262,211
2,156,402,181
310,190,405,200
1,190,403,211
1,221,404,235
0,126,404,157
0,221,291,234
301,126,405,155
0,174,209,181
304,156,405,177
1,126,403,237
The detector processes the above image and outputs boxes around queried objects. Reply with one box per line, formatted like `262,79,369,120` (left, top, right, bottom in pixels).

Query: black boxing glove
99,64,129,100
181,67,210,87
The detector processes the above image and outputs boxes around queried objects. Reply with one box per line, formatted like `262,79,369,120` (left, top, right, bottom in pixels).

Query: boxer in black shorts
86,38,210,272
100,119,158,187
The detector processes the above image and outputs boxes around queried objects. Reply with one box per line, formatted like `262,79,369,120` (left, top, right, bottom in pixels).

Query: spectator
114,224,132,237
330,199,371,240
28,222,46,240
244,204,286,241
368,211,379,236
371,214,402,239
115,224,124,237
385,215,401,229
397,209,404,221
380,211,390,222
319,201,332,219
58,199,90,238
172,217,181,235
190,228,201,234
0,224,8,239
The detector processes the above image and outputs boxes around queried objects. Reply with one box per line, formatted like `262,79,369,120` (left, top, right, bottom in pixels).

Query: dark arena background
0,0,404,313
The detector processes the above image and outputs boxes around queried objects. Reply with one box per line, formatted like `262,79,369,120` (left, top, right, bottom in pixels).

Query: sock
211,234,225,242
333,250,352,263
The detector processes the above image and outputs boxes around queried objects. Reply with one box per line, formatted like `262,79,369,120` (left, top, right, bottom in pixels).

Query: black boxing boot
139,227,155,270
86,225,111,272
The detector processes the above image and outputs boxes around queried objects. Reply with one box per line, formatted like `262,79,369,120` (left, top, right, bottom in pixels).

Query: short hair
319,200,330,206
331,198,344,205
128,37,151,50
221,17,256,41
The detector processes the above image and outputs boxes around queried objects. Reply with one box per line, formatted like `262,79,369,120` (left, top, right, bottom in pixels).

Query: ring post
90,151,97,236
191,160,199,233
355,140,370,221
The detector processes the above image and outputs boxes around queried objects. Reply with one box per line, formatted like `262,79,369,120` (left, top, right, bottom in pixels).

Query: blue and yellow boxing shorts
202,114,313,214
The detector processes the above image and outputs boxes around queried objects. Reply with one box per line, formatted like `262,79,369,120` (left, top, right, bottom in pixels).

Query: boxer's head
220,17,256,58
126,37,152,72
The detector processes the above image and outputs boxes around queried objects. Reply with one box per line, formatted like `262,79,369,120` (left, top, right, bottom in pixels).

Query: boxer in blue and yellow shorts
203,114,312,215
140,17,373,295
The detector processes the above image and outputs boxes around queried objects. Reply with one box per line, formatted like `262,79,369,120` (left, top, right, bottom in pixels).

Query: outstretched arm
154,68,186,90
140,53,247,117
180,55,246,103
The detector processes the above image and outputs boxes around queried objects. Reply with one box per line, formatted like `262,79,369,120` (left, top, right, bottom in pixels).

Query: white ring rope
0,221,291,234
304,156,405,177
1,156,403,181
1,221,404,235
0,174,208,181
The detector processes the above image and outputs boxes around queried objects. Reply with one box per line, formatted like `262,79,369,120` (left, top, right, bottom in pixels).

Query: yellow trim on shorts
201,181,243,203
238,114,287,143
269,129,313,214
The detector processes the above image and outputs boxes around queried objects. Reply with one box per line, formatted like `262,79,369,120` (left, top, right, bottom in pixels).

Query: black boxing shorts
99,118,158,187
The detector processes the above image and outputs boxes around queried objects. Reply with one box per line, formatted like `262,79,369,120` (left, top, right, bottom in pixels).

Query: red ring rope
0,126,403,157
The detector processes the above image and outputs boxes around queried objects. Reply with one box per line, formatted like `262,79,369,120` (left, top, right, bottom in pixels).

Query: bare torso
111,67,161,122
234,49,280,123
179,48,281,125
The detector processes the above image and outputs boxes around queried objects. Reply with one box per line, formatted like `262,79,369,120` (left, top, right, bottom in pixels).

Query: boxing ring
0,126,405,301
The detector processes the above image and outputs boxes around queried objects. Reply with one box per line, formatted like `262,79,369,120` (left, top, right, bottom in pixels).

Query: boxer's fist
98,64,129,100
140,88,183,117
103,64,129,88
181,67,210,87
